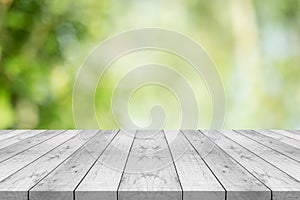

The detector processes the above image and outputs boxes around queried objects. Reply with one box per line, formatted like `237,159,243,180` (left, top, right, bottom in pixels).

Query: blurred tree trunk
0,0,12,62
230,0,262,127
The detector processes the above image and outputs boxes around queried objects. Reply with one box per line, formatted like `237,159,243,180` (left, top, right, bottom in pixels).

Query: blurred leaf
0,89,14,128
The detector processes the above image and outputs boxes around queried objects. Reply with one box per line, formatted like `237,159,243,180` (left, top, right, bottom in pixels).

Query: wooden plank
118,130,182,200
254,130,300,149
286,130,300,135
0,130,13,135
0,130,79,181
30,130,118,200
183,130,270,200
76,130,135,200
272,130,300,141
0,130,64,163
0,130,46,150
222,130,300,181
202,130,300,200
164,130,225,200
0,130,30,141
239,130,300,162
0,130,98,200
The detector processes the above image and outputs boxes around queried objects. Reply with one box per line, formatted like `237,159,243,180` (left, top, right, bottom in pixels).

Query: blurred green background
0,0,300,129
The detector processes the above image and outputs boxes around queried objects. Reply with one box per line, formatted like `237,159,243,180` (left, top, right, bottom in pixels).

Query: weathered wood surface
221,130,300,181
0,130,97,200
254,130,300,149
238,130,300,162
0,130,30,142
0,130,63,163
0,130,79,182
30,130,118,200
183,130,270,200
0,130,300,200
202,130,300,200
76,130,135,200
118,130,182,200
165,130,224,200
288,130,300,134
0,130,45,150
274,130,300,141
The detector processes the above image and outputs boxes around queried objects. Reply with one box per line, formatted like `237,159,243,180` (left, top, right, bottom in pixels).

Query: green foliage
0,0,88,128
0,0,299,129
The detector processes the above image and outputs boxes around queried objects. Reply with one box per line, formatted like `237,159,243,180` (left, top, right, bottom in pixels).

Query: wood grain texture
202,130,300,200
118,130,182,200
288,130,300,135
239,130,300,162
222,130,300,181
0,130,45,150
165,130,225,200
30,130,118,200
0,130,13,135
0,130,78,181
76,130,136,200
183,130,270,200
0,130,64,163
0,130,98,200
254,130,300,149
272,130,300,141
1,130,300,200
0,130,30,142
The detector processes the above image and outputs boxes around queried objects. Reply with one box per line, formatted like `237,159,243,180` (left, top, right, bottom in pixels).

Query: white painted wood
202,130,300,200
0,130,79,181
0,130,64,163
289,130,300,135
222,130,300,181
30,130,118,200
76,130,135,200
0,130,46,150
164,130,224,200
0,130,98,200
2,129,300,200
118,130,182,200
272,130,300,141
0,130,13,135
239,130,300,162
183,130,270,200
0,130,30,141
254,130,300,149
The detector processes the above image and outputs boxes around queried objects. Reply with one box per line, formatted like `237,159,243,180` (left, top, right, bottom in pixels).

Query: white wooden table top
0,130,299,200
